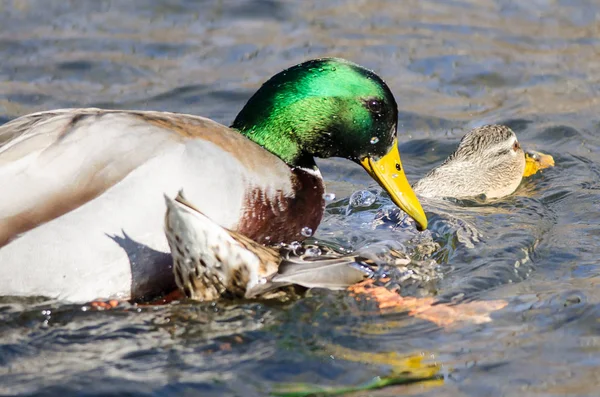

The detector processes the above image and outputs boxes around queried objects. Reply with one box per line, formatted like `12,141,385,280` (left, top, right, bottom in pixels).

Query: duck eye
366,99,383,114
512,141,520,151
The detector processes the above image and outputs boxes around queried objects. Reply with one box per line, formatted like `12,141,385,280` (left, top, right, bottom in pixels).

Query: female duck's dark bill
360,140,428,231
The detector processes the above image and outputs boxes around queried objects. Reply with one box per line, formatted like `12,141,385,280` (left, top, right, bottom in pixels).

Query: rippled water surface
2,1,600,395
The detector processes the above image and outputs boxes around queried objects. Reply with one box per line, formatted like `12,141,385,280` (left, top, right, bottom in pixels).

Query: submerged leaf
272,351,442,396
271,370,440,397
348,279,507,328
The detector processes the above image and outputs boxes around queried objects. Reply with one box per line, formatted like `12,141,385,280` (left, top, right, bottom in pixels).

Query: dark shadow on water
535,125,582,145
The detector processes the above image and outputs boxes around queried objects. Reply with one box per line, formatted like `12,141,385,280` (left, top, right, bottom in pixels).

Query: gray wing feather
245,257,373,298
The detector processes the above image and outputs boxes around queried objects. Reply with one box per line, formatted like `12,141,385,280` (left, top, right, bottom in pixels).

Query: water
323,193,336,202
300,227,313,237
1,0,600,395
348,190,378,209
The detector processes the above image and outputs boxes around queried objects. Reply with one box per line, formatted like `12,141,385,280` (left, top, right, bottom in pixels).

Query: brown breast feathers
238,168,325,245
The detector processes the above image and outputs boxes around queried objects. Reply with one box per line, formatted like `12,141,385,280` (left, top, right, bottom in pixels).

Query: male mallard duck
0,58,427,302
164,125,555,301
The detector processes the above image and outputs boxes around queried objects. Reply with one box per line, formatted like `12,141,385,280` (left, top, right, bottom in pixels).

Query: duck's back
0,109,315,302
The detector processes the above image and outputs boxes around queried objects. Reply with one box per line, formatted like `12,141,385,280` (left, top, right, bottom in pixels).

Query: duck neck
232,118,315,169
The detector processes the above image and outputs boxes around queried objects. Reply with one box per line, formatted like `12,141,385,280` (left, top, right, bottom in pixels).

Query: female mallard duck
412,124,554,198
164,125,554,301
0,58,427,302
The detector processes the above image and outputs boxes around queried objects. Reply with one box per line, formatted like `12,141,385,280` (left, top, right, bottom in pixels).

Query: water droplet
323,193,336,201
349,190,377,207
301,226,313,237
258,277,267,285
264,236,271,242
370,137,379,144
392,173,398,178
331,67,336,71
289,241,302,251
318,68,324,72
304,247,322,257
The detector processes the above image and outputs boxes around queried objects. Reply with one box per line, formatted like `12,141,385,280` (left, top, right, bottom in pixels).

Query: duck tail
164,190,281,301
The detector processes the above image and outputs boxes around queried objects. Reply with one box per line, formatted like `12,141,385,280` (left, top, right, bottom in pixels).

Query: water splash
349,190,377,208
323,193,336,202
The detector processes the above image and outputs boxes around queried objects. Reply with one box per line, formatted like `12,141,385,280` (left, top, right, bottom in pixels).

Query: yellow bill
524,150,555,178
360,140,428,230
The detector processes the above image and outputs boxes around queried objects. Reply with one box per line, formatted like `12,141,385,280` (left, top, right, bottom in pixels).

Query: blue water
2,1,600,395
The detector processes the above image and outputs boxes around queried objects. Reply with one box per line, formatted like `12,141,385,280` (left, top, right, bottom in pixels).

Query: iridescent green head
232,58,397,166
232,58,427,230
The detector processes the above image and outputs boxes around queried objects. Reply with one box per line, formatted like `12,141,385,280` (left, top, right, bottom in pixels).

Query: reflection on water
2,0,600,395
